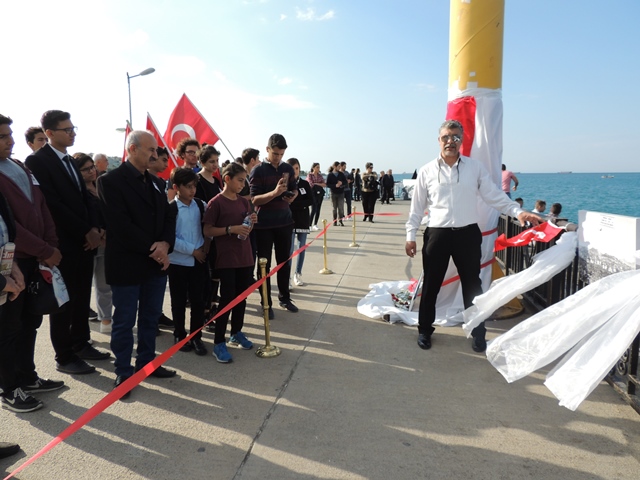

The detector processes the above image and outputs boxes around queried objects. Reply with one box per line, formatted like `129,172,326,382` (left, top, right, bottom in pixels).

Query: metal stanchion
256,258,281,358
319,219,334,275
349,207,360,247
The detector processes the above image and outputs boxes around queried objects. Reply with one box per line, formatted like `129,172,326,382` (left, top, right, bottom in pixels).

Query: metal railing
496,215,640,413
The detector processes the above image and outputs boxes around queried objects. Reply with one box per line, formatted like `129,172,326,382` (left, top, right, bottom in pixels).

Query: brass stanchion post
256,258,281,358
319,219,333,274
349,207,360,247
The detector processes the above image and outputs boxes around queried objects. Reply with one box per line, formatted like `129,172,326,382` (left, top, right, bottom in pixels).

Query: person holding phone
249,134,298,319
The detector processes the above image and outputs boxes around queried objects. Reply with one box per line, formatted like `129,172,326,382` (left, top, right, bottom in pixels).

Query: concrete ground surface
2,201,639,480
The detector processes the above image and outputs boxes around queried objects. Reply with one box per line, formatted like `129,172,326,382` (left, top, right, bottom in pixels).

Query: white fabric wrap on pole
486,270,640,383
436,88,503,326
462,232,577,336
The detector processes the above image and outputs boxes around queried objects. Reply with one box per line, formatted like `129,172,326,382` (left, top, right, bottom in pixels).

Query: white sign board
578,210,640,283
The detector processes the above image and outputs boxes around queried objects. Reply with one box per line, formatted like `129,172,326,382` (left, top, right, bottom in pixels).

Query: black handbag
25,266,66,315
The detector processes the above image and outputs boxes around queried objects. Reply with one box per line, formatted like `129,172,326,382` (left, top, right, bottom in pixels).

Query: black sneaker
158,314,174,327
23,377,65,393
1,388,44,413
56,359,96,375
0,441,20,459
88,308,98,321
76,345,111,360
278,300,299,313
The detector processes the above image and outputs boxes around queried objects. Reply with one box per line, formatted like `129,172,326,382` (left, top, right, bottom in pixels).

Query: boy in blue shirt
168,168,207,355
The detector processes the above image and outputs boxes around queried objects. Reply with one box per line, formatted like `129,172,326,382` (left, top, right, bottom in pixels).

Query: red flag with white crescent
163,93,220,151
146,113,181,179
121,121,132,162
494,222,564,252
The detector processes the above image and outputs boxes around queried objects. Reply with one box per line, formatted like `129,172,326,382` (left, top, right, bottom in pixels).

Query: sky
3,0,639,174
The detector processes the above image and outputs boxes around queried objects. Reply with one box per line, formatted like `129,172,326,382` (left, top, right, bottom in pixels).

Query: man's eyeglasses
79,165,96,173
52,127,78,135
185,150,197,155
439,134,461,143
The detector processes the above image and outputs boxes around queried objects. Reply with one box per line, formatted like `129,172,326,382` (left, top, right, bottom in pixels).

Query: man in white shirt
405,120,539,352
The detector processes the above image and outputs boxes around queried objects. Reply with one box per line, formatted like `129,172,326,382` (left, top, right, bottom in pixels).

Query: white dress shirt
405,155,523,241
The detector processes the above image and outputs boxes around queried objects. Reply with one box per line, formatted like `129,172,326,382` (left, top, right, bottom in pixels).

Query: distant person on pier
353,168,362,201
405,120,540,353
382,169,395,204
532,199,546,215
514,197,524,208
361,162,378,222
326,161,347,226
93,153,109,176
501,164,518,198
548,203,562,223
306,163,326,231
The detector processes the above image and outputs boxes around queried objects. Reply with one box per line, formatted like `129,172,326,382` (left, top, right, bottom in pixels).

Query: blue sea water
394,172,640,223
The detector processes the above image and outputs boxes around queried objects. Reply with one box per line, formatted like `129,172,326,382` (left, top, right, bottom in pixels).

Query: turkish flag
446,96,476,157
121,121,132,162
494,221,564,252
147,113,181,179
163,93,220,151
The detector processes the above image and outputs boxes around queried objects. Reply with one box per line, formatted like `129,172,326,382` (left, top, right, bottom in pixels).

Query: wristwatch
226,226,231,235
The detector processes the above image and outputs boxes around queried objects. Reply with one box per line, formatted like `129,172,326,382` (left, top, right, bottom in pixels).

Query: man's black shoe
158,314,174,327
56,359,96,375
114,375,131,400
191,338,208,356
279,300,299,313
0,442,20,459
76,345,111,361
268,307,274,320
472,336,487,353
417,334,432,350
137,366,177,378
175,336,193,352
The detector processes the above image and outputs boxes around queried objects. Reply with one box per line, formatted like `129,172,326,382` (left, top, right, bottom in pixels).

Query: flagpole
184,93,236,160
147,112,180,169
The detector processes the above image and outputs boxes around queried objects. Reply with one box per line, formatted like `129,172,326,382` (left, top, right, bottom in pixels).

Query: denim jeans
289,232,308,275
110,274,167,377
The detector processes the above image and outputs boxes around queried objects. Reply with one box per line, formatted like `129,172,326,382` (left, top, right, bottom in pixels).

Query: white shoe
100,321,112,333
310,225,319,231
293,273,304,286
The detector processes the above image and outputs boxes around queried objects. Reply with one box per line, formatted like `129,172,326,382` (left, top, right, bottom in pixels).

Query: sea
393,172,640,223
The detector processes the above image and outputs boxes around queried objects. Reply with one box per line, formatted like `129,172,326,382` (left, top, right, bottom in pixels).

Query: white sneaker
293,273,304,286
310,225,319,231
100,321,112,333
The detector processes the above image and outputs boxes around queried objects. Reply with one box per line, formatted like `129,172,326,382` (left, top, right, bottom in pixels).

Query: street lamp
127,67,155,126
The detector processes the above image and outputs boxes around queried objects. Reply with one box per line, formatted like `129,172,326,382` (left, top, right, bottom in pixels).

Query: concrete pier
3,201,639,479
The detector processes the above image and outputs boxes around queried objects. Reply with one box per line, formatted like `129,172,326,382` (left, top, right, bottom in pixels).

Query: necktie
61,155,81,190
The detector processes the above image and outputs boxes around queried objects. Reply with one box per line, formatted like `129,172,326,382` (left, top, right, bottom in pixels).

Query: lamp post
127,67,155,126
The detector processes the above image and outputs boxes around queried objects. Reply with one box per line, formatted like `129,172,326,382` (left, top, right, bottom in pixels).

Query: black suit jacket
97,162,176,286
25,144,97,255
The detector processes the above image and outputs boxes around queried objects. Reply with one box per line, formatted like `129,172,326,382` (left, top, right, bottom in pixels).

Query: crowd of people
0,109,405,443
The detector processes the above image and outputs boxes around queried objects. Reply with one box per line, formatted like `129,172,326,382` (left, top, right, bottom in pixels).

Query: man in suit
25,110,109,375
98,130,177,397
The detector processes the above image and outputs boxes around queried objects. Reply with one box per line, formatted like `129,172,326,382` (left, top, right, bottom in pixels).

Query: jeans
168,261,206,341
255,225,294,306
289,232,308,275
215,266,252,345
93,246,113,321
111,274,167,377
331,192,345,221
0,257,43,391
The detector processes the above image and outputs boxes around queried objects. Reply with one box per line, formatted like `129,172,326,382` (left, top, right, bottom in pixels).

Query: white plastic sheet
486,270,640,384
356,281,418,326
544,293,640,410
462,232,577,336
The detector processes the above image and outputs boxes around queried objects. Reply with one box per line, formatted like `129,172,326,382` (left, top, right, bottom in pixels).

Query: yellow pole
256,257,281,358
319,219,333,274
449,0,504,92
349,207,359,247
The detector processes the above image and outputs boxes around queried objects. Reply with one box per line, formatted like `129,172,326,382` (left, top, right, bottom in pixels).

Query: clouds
295,7,335,21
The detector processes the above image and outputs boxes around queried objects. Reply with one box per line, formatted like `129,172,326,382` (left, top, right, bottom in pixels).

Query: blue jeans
110,274,167,377
289,232,308,275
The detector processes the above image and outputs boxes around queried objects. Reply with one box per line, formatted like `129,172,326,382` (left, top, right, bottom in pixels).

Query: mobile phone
282,172,290,184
